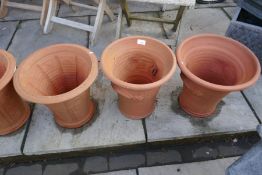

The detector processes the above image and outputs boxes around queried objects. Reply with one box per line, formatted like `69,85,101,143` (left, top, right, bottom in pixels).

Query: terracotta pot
13,44,98,128
101,36,176,119
0,50,30,135
176,34,261,117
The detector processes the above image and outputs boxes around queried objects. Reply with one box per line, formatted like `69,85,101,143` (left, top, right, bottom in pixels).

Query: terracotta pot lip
13,44,98,104
176,34,261,92
101,36,177,90
0,50,16,90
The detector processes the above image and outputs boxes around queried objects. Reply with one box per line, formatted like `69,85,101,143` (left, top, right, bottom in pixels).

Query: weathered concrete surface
8,17,88,65
0,0,43,21
94,169,137,175
43,163,78,175
177,8,230,44
109,153,145,170
146,149,182,166
139,157,239,175
0,125,27,158
84,156,108,173
195,0,236,9
89,15,117,59
145,69,259,142
223,7,238,19
243,76,262,121
0,21,18,49
6,164,42,175
23,73,145,155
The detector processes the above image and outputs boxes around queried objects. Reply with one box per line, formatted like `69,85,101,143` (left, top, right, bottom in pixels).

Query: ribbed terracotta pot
0,50,30,135
176,34,261,117
14,44,98,128
101,36,176,119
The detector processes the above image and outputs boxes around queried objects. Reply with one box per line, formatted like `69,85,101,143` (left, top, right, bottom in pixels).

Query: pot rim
101,36,177,90
176,34,261,92
13,44,98,104
0,50,16,91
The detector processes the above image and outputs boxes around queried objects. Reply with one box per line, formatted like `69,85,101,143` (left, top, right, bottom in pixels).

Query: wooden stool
0,0,49,26
44,0,115,45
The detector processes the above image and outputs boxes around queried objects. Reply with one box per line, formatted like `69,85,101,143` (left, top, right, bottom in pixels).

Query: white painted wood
115,7,122,39
128,0,195,6
43,0,58,34
7,2,42,11
94,0,115,21
51,16,94,32
67,1,98,10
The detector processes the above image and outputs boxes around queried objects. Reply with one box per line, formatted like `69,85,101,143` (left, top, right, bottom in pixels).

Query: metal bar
130,15,175,24
7,2,42,11
69,1,98,10
119,0,131,26
172,6,186,31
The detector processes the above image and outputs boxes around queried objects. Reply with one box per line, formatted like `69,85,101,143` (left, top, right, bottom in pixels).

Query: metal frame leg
119,0,131,26
172,6,186,31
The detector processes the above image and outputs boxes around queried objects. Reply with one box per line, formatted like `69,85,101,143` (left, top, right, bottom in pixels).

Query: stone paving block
6,164,42,175
84,156,108,173
177,8,230,44
0,168,3,175
0,0,43,21
243,76,262,121
145,69,259,142
0,125,27,158
8,17,88,65
89,15,117,59
192,146,218,159
0,21,18,49
146,149,182,166
43,163,78,175
195,0,236,9
92,169,137,175
223,7,238,19
109,153,145,170
23,73,145,155
139,157,239,175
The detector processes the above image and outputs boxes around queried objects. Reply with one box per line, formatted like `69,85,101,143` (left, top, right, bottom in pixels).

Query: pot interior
103,37,175,85
0,54,7,79
20,51,92,96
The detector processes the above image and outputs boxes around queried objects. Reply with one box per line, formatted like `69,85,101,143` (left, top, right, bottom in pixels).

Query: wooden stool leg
172,6,186,31
94,0,115,21
43,0,58,34
119,0,131,26
90,0,106,46
40,0,49,26
0,0,8,18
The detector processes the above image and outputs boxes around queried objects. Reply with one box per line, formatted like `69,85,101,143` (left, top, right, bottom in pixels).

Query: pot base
119,107,153,120
0,103,31,135
55,101,96,128
178,96,215,118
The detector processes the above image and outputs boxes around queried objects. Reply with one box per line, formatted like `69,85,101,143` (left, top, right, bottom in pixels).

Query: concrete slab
0,125,27,158
0,0,43,21
89,15,117,59
223,7,238,19
23,72,145,155
0,21,18,49
8,17,89,65
6,164,42,175
43,163,78,175
195,0,236,9
243,76,262,121
145,69,259,142
139,157,239,175
93,170,137,175
177,8,230,44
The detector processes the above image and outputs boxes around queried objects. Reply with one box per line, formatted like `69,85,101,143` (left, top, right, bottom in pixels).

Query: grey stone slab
23,72,145,155
177,8,230,44
192,146,218,159
121,12,165,39
0,169,3,175
109,153,145,170
89,15,117,59
195,0,237,9
139,157,239,175
0,0,43,21
92,169,137,175
8,17,89,65
0,125,27,158
146,149,182,166
6,164,42,175
84,156,108,173
145,69,259,142
0,21,18,49
43,163,78,175
243,76,262,121
223,7,238,19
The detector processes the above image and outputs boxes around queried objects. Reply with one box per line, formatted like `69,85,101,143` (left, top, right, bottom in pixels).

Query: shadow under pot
176,34,261,117
13,44,98,128
0,50,30,135
101,36,176,119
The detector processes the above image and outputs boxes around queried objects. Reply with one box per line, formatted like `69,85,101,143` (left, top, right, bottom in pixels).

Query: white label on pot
137,39,146,45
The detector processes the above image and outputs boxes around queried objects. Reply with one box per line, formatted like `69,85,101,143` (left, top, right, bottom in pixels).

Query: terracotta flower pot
14,44,98,128
176,34,261,117
101,36,176,119
0,50,30,135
